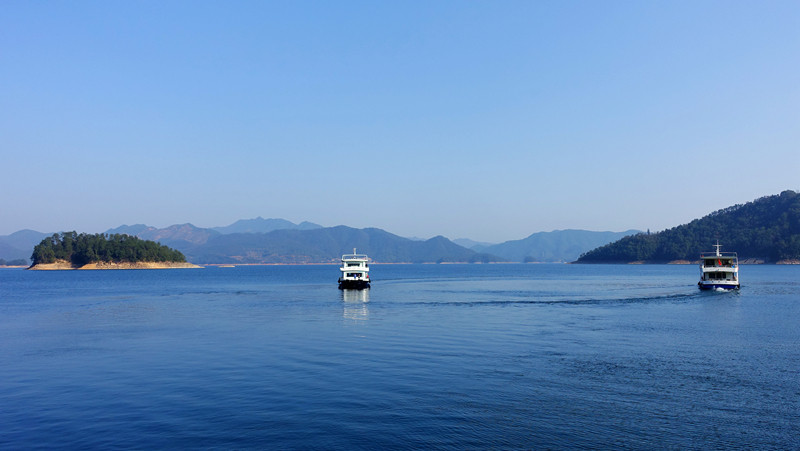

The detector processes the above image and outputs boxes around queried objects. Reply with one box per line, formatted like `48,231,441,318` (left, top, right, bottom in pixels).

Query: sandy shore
29,260,202,270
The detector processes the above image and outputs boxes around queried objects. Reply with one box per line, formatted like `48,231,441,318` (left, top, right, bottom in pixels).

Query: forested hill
30,232,187,267
576,190,800,263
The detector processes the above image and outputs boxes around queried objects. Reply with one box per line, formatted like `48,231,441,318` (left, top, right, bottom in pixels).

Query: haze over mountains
0,230,54,263
183,226,497,264
211,217,322,234
0,217,636,265
7,189,797,265
481,230,640,263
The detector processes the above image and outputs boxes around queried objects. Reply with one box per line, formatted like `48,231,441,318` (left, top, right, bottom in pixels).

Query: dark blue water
1,264,798,449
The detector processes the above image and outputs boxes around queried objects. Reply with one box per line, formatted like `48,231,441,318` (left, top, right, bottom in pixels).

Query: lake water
1,264,798,449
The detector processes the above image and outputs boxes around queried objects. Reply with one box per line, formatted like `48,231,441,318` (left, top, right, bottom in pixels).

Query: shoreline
573,260,799,265
23,259,800,269
28,260,202,270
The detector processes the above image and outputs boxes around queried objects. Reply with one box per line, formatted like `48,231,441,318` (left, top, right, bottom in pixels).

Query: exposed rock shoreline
28,260,201,270
575,259,798,265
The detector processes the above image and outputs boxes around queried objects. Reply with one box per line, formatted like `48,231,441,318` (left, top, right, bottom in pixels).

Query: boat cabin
698,243,739,290
339,249,370,289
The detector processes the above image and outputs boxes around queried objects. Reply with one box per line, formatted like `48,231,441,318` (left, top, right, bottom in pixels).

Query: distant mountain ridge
0,230,51,261
577,190,800,263
0,218,652,265
103,218,322,251
481,229,640,262
211,217,322,234
182,226,500,264
453,238,496,251
10,190,797,266
133,224,637,264
101,219,504,263
0,219,502,264
0,218,321,263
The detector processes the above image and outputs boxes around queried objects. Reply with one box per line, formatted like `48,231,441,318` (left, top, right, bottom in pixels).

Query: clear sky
2,1,798,243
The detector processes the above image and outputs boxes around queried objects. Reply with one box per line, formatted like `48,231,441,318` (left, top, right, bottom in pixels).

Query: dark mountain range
211,217,322,234
483,229,640,263
181,226,501,264
577,190,800,263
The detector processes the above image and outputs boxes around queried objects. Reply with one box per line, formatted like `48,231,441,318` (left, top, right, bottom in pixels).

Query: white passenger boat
338,249,370,289
698,243,739,290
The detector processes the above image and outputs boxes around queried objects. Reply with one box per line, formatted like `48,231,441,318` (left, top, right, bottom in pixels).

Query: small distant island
29,232,200,270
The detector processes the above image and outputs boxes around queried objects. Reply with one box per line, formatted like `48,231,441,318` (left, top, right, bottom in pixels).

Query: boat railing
342,254,369,261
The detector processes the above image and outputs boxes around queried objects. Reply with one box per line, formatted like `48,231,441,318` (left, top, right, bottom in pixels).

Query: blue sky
2,1,798,242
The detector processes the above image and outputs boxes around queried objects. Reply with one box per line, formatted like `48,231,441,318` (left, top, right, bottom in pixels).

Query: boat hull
338,279,370,290
698,282,739,291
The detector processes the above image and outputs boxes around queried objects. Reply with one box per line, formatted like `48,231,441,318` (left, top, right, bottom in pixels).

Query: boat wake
400,291,702,307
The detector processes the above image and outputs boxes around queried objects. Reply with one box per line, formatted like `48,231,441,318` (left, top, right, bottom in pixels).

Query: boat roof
342,254,368,261
342,248,368,261
700,252,737,258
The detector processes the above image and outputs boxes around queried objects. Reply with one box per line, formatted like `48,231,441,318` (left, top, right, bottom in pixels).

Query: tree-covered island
29,232,196,269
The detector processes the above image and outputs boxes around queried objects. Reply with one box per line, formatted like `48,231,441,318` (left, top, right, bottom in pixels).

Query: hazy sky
2,1,798,242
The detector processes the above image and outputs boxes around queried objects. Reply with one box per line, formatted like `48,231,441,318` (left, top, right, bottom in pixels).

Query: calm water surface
1,264,798,449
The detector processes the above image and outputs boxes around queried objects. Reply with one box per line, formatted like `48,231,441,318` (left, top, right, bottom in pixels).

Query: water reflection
341,288,369,321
